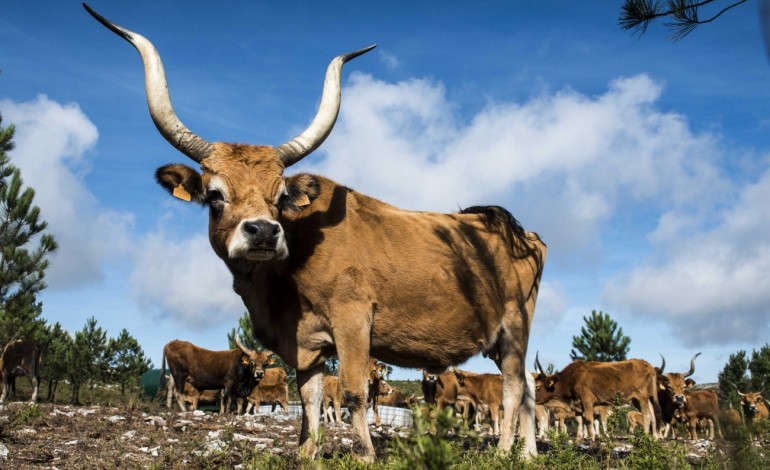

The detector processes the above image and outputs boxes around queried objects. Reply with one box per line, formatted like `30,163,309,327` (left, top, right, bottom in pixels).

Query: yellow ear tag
173,185,192,202
295,193,311,207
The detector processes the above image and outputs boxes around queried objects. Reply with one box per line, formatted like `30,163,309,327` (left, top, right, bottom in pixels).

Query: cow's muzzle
242,220,282,260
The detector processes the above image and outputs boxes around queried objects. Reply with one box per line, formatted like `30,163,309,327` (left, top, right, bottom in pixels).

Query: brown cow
245,368,290,414
627,410,645,433
377,382,417,409
453,370,504,435
422,369,462,413
655,353,700,439
160,338,274,413
85,5,546,461
323,359,388,424
534,355,660,440
734,384,770,423
0,339,42,404
367,359,389,427
676,389,722,440
166,374,224,412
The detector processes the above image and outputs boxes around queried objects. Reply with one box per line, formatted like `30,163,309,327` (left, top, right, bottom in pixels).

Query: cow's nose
243,220,280,244
675,395,685,403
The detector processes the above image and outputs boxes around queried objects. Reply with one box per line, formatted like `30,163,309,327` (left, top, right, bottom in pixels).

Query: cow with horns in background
84,4,546,461
534,354,661,440
0,339,42,404
734,383,770,424
656,353,700,439
160,337,275,413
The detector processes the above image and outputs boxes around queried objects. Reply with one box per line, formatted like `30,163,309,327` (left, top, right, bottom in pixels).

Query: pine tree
0,114,57,347
106,329,152,395
570,310,631,362
718,350,749,408
41,322,72,402
748,344,770,392
67,317,107,404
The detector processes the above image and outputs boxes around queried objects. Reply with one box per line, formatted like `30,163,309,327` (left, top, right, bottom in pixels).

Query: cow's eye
206,190,225,216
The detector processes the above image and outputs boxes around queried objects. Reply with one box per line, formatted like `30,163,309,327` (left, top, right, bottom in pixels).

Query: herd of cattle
52,336,757,443
2,336,770,443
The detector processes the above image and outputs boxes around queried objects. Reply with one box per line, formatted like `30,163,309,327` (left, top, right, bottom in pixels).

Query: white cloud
1,95,134,288
304,73,726,260
130,232,244,327
605,166,770,345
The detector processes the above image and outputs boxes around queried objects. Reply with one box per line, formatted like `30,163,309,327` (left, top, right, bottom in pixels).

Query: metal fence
256,402,413,428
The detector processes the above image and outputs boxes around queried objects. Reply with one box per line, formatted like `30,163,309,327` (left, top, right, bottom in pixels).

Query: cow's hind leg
496,335,532,457
28,372,39,403
297,364,325,459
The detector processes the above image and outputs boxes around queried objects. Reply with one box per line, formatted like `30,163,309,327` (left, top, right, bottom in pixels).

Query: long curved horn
657,353,666,374
684,352,701,378
84,4,213,162
275,45,376,167
732,382,746,397
535,352,545,376
234,329,254,356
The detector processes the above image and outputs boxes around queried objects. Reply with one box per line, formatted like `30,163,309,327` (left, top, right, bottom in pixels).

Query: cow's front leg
336,335,374,460
297,363,325,459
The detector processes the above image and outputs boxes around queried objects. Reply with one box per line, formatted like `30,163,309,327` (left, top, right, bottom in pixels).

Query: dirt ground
0,401,723,469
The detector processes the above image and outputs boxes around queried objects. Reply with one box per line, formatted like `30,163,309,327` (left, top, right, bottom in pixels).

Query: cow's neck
230,262,333,371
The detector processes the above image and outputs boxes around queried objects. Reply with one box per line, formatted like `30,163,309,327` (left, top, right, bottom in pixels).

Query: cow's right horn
657,353,666,374
276,45,376,168
534,352,545,376
684,352,701,378
234,330,254,356
732,382,746,397
84,4,213,163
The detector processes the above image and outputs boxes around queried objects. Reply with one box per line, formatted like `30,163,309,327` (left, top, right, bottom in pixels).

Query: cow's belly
369,306,496,369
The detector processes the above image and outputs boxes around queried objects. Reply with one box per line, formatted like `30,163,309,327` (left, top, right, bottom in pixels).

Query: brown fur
166,374,223,412
739,390,769,422
160,340,274,414
681,389,722,439
454,370,504,435
244,367,289,414
535,359,660,440
421,369,462,411
0,339,42,403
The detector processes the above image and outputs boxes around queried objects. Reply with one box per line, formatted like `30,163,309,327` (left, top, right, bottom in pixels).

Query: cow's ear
156,164,205,204
267,354,276,366
241,357,249,365
280,173,320,212
685,378,696,388
546,378,556,390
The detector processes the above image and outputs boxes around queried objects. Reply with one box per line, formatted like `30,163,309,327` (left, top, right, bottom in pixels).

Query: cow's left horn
234,330,254,355
84,4,213,163
534,352,545,376
276,45,376,168
684,352,701,378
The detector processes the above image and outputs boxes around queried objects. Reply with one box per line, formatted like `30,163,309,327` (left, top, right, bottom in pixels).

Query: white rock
108,415,126,423
52,409,75,417
64,440,79,446
78,408,97,416
122,430,136,439
0,443,8,460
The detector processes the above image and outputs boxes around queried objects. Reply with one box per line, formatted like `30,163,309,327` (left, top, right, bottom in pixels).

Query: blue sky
2,1,770,382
